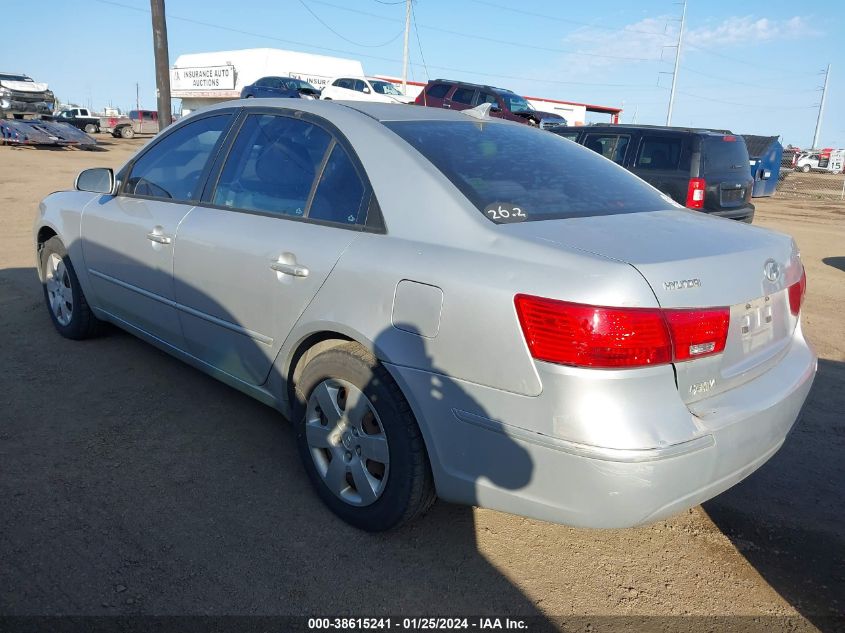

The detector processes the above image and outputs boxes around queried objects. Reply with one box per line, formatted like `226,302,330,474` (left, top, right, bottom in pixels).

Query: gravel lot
1,138,842,631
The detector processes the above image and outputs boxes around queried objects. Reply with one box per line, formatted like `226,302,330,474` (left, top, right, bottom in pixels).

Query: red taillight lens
514,294,730,369
788,267,807,315
686,178,706,209
664,308,729,361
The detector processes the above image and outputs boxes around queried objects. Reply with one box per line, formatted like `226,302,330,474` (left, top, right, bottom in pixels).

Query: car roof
554,124,733,136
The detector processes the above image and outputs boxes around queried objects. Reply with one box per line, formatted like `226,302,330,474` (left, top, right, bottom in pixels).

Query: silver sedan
34,100,816,531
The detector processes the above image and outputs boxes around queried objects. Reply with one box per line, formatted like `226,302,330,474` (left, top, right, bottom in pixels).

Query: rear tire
120,126,134,139
39,236,102,340
801,164,811,173
84,123,98,134
294,342,435,531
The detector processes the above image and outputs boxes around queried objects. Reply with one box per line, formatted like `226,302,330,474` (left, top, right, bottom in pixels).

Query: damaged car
0,72,55,118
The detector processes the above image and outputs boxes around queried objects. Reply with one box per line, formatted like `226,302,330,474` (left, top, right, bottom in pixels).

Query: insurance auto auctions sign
170,65,235,92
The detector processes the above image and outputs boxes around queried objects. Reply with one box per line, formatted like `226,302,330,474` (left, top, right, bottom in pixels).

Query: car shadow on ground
821,256,845,273
703,358,845,631
0,262,550,624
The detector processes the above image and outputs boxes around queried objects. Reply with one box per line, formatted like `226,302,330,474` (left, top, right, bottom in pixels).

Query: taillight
514,294,729,369
686,178,706,209
788,267,807,315
664,308,729,361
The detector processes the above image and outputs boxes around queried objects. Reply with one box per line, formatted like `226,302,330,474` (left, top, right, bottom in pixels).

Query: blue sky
3,0,841,147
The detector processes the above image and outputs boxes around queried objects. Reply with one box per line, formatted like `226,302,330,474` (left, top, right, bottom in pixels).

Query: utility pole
401,0,411,96
812,63,831,149
136,83,140,112
666,0,686,126
150,0,172,129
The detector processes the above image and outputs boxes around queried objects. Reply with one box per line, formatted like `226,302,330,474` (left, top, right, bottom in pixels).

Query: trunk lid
505,209,802,404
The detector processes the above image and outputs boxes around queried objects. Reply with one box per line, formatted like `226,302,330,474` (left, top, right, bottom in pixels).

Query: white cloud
687,15,817,48
560,16,673,74
558,14,818,75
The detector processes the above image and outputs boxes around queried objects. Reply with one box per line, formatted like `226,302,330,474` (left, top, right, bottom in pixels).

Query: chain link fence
775,149,845,201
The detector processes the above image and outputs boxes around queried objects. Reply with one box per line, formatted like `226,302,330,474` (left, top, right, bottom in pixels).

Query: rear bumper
387,330,816,528
706,203,755,223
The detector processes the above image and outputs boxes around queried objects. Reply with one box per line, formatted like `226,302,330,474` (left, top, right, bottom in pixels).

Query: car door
630,134,689,205
444,86,477,111
329,78,356,100
172,110,371,386
80,112,234,346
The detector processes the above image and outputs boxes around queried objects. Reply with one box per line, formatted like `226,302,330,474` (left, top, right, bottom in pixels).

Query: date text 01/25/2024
308,617,529,630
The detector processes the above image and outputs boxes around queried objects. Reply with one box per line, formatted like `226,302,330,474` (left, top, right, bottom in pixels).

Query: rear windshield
385,120,677,222
702,136,750,171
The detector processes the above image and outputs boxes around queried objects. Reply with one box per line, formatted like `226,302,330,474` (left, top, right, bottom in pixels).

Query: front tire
801,164,811,173
40,236,102,340
294,342,435,531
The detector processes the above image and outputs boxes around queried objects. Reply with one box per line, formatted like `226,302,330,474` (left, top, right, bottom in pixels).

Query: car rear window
702,136,750,171
385,120,677,222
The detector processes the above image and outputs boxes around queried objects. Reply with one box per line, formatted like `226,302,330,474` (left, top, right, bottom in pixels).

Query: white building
171,47,364,114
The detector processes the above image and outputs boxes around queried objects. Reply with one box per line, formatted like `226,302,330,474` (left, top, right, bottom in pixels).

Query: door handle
442,103,451,108
146,231,172,245
270,261,309,278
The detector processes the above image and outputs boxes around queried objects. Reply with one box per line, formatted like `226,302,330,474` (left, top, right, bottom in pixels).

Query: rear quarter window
636,136,684,170
386,120,677,222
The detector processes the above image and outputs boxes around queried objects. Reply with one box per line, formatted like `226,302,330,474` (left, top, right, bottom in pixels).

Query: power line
468,0,673,37
411,1,429,81
681,65,818,92
297,0,404,48
307,0,662,61
94,0,661,91
676,90,817,110
683,41,819,79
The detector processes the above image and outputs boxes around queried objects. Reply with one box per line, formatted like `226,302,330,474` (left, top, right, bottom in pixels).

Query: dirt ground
0,137,843,631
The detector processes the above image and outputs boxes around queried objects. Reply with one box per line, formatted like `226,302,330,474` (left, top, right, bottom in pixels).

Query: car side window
353,80,368,92
335,78,352,89
636,136,682,170
451,87,476,105
584,134,630,165
309,143,366,225
124,114,231,202
213,114,331,217
477,92,498,106
426,83,451,99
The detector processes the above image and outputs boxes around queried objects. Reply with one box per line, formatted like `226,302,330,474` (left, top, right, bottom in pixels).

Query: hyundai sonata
34,100,816,531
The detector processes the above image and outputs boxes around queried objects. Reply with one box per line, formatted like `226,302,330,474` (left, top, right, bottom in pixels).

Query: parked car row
240,74,565,129
36,98,814,532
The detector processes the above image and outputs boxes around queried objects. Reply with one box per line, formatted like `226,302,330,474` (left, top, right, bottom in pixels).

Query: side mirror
762,170,772,180
75,167,114,194
363,87,371,94
489,104,501,112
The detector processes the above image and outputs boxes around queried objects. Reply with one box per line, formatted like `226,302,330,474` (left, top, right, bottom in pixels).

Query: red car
414,79,566,129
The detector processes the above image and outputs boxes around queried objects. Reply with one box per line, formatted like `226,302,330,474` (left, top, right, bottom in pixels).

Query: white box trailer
171,48,365,114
